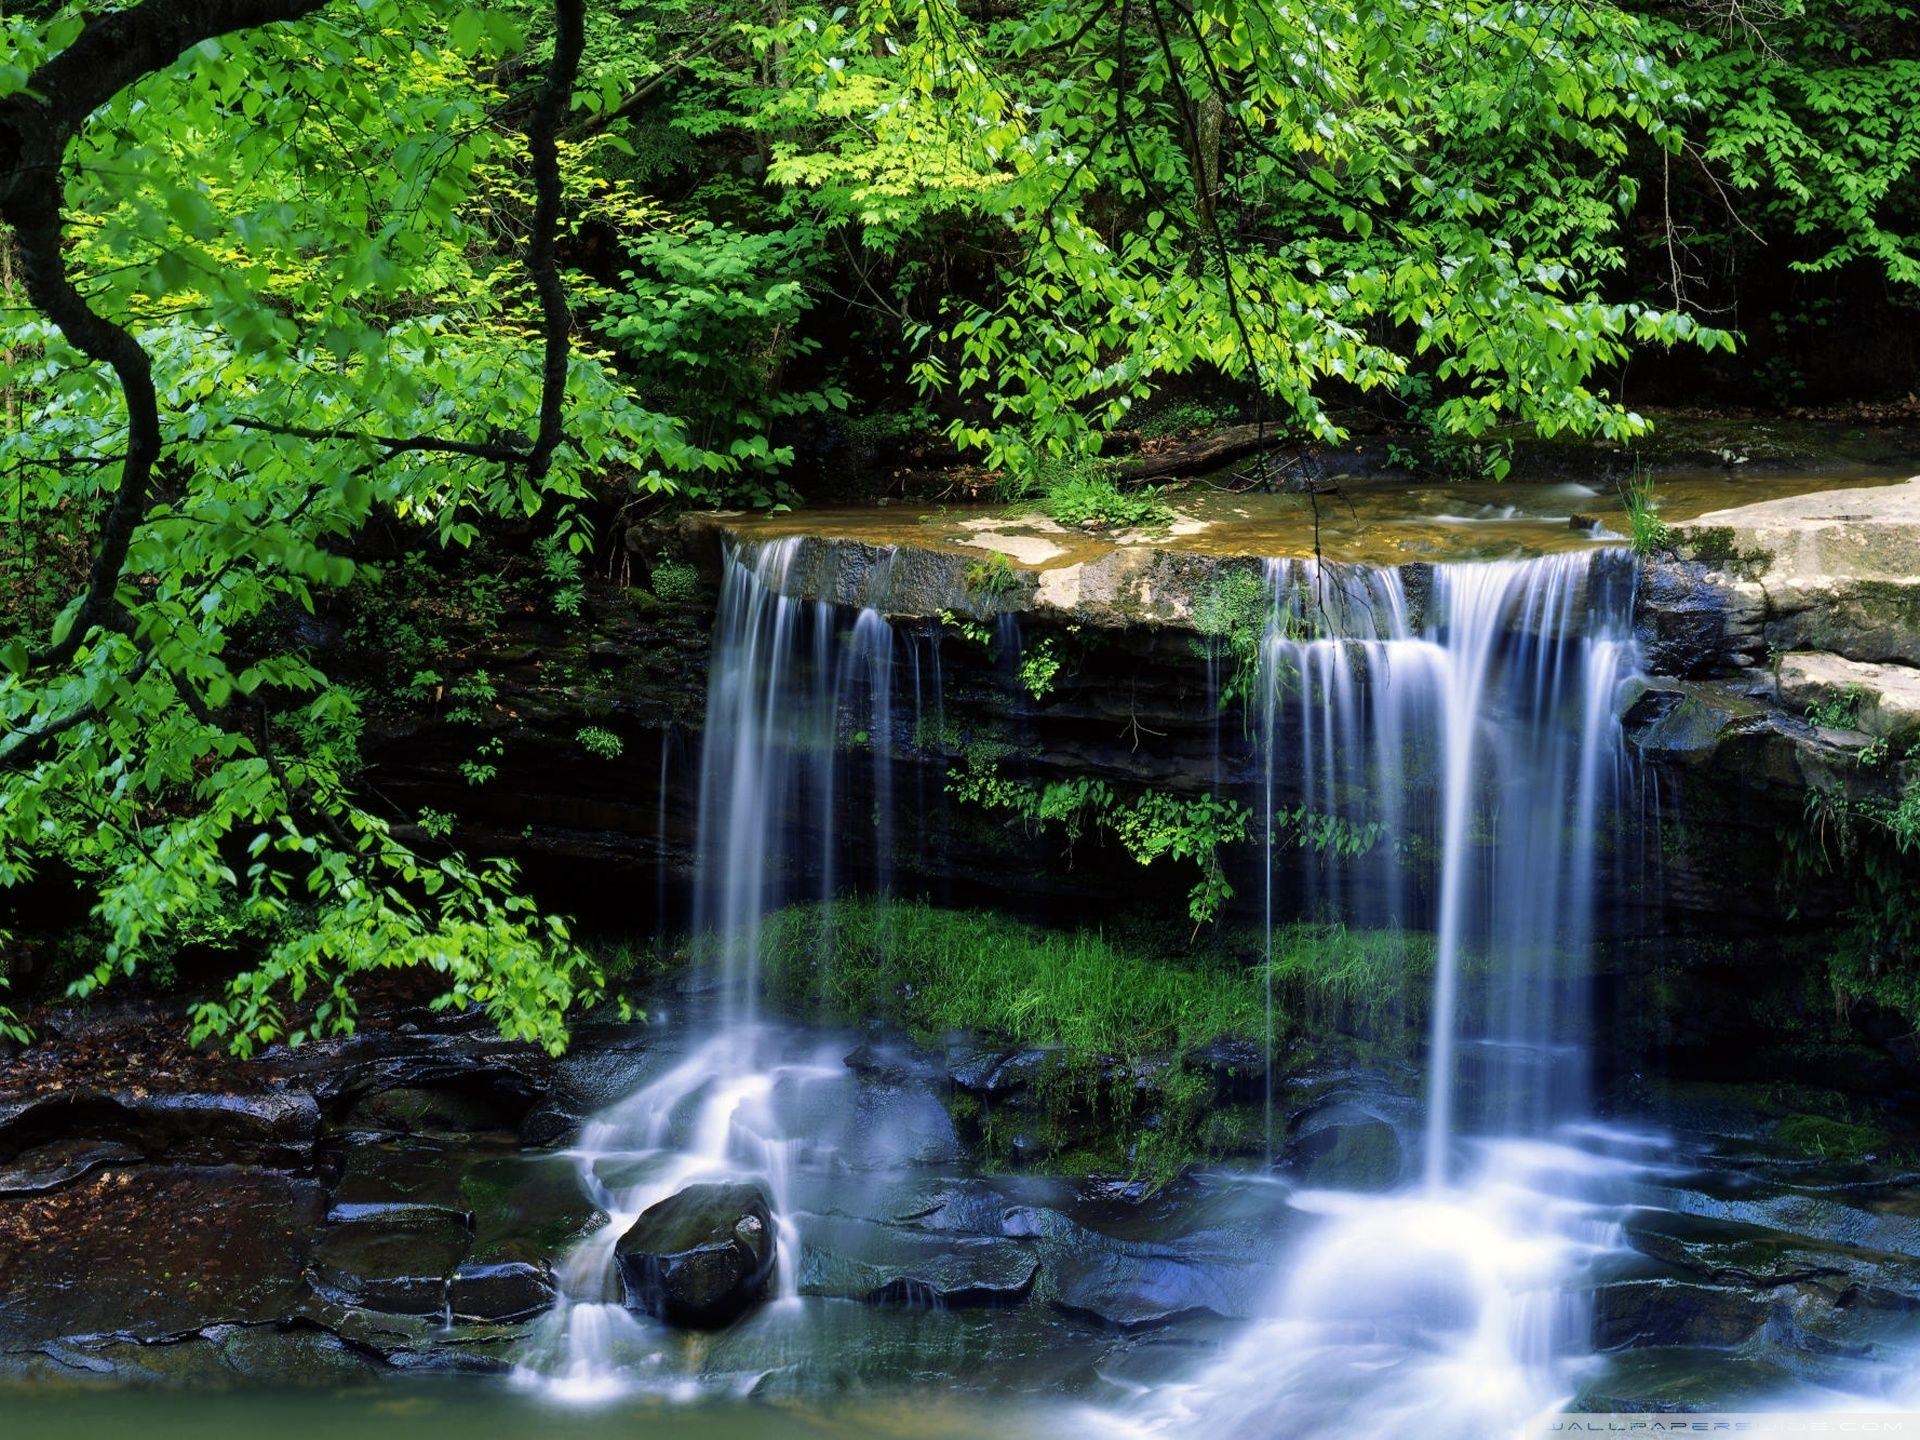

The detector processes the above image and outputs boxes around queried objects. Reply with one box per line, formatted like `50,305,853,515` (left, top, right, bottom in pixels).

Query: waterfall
1134,547,1645,1439
514,538,908,1402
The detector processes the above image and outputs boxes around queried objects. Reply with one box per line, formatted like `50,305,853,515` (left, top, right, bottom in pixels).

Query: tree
757,0,1732,475
0,0,692,1053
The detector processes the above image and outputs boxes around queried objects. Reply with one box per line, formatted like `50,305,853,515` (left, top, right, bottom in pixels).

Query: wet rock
459,1151,601,1265
0,1088,320,1168
0,1323,386,1387
614,1181,776,1327
448,1260,556,1321
261,1028,555,1128
1186,1036,1268,1105
844,1039,948,1086
1575,1346,1804,1412
519,1034,656,1146
342,1085,518,1136
799,1214,1039,1307
0,1138,142,1196
1592,1277,1773,1349
309,1202,473,1315
1280,1103,1403,1190
1634,560,1757,676
947,1046,1050,1098
1625,1209,1853,1288
0,1166,324,1344
844,1082,963,1169
1008,1182,1284,1329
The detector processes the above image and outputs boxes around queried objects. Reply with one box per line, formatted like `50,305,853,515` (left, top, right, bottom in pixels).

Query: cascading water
1129,548,1649,1438
515,538,910,1402
519,533,1676,1430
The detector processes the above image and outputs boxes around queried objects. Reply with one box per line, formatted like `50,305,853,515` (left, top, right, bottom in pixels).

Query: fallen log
1109,423,1292,483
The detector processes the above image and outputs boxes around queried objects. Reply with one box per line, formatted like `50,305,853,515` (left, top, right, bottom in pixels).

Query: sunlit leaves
760,0,1725,473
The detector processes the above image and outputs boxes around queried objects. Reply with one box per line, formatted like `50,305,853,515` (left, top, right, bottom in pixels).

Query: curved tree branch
0,0,334,670
1,0,587,690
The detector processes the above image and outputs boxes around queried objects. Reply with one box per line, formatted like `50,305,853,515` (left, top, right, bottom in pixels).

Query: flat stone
447,1260,556,1321
0,1166,325,1344
1680,476,1920,665
1592,1277,1774,1349
1575,1346,1804,1412
0,1138,142,1196
309,1203,473,1315
1777,652,1920,744
1006,1186,1284,1329
798,1213,1039,1307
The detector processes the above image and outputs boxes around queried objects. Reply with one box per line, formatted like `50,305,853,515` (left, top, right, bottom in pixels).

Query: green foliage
1018,638,1062,702
0,1,745,1048
575,725,625,760
1133,399,1237,440
1640,0,1920,293
1791,774,1920,1030
1024,463,1171,530
1191,567,1271,707
1806,684,1868,731
765,0,1730,472
598,218,848,505
948,760,1251,923
1386,371,1517,480
536,532,587,618
938,609,999,652
1266,922,1440,1046
1274,806,1386,860
1622,472,1674,556
649,557,703,606
1774,1112,1890,1163
963,553,1021,604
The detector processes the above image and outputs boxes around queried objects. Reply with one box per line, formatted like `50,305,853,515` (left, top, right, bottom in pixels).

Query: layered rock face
355,473,1920,1098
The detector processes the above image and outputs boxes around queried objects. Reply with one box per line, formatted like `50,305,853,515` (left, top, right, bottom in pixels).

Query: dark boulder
614,1182,776,1328
448,1260,556,1321
1592,1277,1773,1350
1280,1102,1403,1190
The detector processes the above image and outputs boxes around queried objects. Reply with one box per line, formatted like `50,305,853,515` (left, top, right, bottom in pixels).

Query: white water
1138,550,1645,1438
521,539,1675,1431
516,539,909,1401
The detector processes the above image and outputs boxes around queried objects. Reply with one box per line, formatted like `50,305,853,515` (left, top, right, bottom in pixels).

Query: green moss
1682,526,1771,577
1774,1113,1889,1162
752,898,1269,1058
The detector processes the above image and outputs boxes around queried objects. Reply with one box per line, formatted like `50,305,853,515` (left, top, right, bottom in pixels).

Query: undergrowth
754,897,1267,1057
